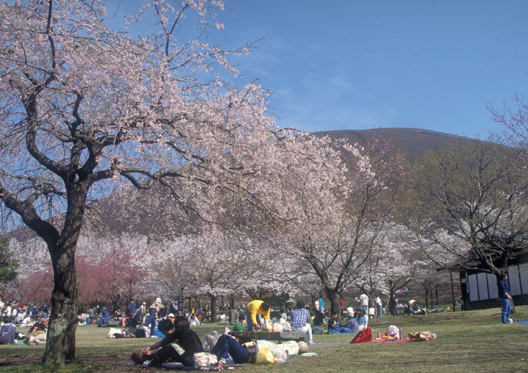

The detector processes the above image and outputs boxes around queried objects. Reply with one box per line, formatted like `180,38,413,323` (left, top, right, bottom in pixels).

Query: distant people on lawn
128,300,136,318
359,294,369,314
98,307,110,326
144,298,162,336
245,300,271,331
312,306,325,326
498,273,513,324
374,295,383,318
357,308,368,331
346,314,359,333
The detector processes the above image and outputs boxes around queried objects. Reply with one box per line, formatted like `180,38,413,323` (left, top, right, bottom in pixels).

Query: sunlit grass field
0,306,526,372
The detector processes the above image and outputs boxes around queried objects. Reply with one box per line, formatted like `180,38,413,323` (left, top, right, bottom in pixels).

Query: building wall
460,254,528,310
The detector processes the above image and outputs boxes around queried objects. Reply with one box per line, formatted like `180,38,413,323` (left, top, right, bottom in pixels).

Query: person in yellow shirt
245,300,271,331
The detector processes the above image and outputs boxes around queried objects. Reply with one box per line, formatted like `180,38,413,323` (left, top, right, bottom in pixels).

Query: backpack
350,327,372,343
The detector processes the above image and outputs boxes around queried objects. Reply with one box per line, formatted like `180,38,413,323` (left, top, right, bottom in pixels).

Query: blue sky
108,0,528,139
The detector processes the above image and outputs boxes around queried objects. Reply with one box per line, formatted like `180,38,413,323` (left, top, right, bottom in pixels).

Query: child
234,315,246,332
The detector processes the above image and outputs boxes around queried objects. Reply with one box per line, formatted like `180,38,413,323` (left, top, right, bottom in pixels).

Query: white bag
194,352,218,368
262,319,273,331
107,327,122,338
272,323,283,332
280,340,300,357
256,340,285,360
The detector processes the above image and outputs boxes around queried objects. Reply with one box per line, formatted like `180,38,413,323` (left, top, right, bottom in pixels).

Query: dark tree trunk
325,289,341,323
42,181,89,365
210,295,217,321
43,242,79,364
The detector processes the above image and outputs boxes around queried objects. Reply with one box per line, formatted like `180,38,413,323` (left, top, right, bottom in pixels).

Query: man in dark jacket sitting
141,316,203,368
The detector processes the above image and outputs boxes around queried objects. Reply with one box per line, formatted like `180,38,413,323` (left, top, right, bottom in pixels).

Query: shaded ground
0,342,341,372
0,353,144,372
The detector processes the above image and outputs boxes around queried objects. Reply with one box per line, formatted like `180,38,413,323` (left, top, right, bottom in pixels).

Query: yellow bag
256,347,274,364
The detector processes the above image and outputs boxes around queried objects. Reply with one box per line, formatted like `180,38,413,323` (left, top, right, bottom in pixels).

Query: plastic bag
194,352,218,368
107,327,122,338
256,347,274,364
272,323,283,332
280,341,299,357
257,340,285,360
262,319,273,332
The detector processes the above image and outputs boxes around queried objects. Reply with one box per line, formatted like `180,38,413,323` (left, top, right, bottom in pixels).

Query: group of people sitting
131,299,313,369
0,297,49,328
132,315,261,369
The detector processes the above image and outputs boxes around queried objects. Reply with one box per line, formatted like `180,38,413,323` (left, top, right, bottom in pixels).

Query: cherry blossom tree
0,0,330,364
251,136,406,318
407,138,528,275
354,223,424,304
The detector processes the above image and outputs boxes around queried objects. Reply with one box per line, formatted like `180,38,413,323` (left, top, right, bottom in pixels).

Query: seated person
98,307,110,326
312,307,324,326
381,325,400,340
327,312,339,330
142,316,203,368
233,315,246,332
211,335,256,367
346,316,359,334
357,308,368,331
290,301,313,343
189,314,200,326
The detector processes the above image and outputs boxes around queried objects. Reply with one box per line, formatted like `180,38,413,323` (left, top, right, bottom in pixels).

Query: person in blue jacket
497,273,513,324
98,307,110,326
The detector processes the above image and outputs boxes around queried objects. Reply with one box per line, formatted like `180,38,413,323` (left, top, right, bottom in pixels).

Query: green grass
0,306,527,372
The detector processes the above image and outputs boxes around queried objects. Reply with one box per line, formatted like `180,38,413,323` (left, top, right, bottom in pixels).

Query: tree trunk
41,179,89,365
210,295,217,321
325,290,341,322
43,244,79,364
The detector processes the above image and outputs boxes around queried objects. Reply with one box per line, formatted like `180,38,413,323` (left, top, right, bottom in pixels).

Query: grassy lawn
0,306,526,372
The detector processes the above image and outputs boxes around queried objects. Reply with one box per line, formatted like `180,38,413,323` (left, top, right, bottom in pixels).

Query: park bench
228,330,308,344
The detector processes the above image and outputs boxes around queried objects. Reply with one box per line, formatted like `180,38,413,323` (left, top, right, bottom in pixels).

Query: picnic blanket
160,361,248,370
513,320,528,325
372,332,436,343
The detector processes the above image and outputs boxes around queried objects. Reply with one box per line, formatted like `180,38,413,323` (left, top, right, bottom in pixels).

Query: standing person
339,297,343,316
140,302,147,318
128,300,136,319
144,298,161,337
318,297,324,314
498,273,513,324
290,301,314,344
374,295,383,318
359,294,369,314
245,300,270,331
